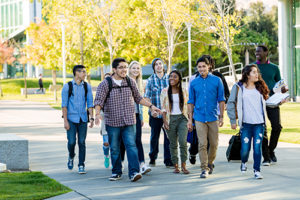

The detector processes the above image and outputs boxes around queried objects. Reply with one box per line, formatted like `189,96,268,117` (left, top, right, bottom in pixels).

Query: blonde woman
120,61,151,175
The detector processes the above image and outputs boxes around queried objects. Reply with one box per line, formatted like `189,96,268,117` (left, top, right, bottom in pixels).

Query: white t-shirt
242,86,264,124
171,94,182,115
112,78,122,86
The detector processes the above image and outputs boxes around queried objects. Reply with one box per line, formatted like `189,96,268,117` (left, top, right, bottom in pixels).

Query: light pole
185,22,192,78
59,14,67,84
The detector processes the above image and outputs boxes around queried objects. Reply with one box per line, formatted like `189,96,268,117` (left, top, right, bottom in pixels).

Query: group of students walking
61,45,285,182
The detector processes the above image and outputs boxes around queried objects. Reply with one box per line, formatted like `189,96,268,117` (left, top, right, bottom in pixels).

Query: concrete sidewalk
1,100,300,200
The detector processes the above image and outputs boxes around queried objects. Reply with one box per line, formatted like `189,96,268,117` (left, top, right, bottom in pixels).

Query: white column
3,63,8,78
62,23,66,84
186,22,192,78
97,66,101,76
27,62,32,78
245,49,249,65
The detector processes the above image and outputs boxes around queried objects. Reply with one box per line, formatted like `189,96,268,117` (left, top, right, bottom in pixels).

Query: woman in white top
161,70,189,174
227,64,269,179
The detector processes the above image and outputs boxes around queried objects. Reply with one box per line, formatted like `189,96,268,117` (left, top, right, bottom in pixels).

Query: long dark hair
240,64,269,100
168,70,184,112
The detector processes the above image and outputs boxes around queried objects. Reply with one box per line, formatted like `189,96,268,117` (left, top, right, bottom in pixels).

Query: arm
94,81,108,126
187,103,194,132
144,78,152,103
218,101,225,127
87,84,94,128
94,105,102,126
61,84,70,130
227,84,238,129
162,112,169,130
139,98,161,115
62,107,69,130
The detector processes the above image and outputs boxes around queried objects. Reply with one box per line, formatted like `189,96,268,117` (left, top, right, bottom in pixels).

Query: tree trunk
52,69,57,103
100,65,104,81
23,64,27,99
87,74,91,84
226,46,237,81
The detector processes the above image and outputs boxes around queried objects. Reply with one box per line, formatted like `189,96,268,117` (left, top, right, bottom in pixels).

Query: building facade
0,0,42,78
278,0,300,101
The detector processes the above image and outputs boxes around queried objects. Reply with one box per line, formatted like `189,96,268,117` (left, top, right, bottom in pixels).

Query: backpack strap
68,81,73,99
103,76,113,105
125,76,134,96
83,81,88,101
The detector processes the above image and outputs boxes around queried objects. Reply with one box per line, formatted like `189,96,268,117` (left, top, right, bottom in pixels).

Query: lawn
0,171,71,200
1,78,300,144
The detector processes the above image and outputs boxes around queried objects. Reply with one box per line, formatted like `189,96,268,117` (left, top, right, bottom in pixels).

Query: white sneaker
140,164,151,175
240,163,247,173
131,172,142,182
254,170,263,179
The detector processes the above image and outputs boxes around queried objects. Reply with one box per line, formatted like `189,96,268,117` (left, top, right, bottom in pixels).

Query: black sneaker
270,152,277,164
208,164,214,174
165,161,174,168
149,159,156,167
200,170,208,178
67,157,74,170
262,159,270,166
189,155,196,165
109,174,122,181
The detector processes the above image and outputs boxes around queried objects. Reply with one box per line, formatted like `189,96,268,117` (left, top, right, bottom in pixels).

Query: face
255,47,268,61
154,60,164,74
113,62,128,78
129,63,141,78
247,67,259,83
169,72,180,87
76,68,87,81
197,62,209,77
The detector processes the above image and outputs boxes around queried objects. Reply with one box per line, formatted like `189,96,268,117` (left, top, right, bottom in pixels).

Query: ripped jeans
241,123,265,171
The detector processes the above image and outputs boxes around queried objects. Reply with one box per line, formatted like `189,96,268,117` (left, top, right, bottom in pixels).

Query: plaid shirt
144,73,169,118
94,77,143,127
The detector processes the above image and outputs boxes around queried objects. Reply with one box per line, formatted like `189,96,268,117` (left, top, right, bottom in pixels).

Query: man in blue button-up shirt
188,55,225,178
62,65,94,174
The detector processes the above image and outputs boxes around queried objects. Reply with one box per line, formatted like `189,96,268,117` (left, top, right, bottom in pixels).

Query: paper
266,92,289,107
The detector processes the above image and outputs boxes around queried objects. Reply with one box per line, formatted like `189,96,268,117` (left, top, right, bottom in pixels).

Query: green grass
0,171,71,200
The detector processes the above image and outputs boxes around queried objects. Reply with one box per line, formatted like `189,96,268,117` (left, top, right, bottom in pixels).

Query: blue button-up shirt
61,80,93,123
188,73,225,123
144,73,169,118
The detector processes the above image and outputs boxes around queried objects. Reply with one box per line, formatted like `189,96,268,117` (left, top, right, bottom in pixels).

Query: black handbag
226,132,241,162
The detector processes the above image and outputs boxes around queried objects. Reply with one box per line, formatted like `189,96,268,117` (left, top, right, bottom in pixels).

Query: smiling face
113,62,128,78
197,61,209,77
129,63,141,79
247,67,259,83
154,60,164,74
169,72,180,87
255,47,268,62
75,68,87,81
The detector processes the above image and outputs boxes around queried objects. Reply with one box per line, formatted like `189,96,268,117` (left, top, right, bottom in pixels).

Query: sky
236,0,277,11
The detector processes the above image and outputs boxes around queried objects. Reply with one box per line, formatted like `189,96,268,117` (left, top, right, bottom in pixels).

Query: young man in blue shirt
61,65,94,174
188,56,225,178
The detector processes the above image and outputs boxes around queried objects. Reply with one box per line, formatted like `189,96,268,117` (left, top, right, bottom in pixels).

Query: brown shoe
173,164,180,173
181,163,190,174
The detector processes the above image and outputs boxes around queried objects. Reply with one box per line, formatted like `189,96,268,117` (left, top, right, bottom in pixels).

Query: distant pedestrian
161,70,189,174
61,65,94,174
94,58,161,182
38,74,44,92
187,55,225,178
227,64,269,179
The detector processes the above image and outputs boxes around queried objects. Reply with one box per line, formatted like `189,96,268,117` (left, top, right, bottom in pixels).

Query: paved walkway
1,100,300,200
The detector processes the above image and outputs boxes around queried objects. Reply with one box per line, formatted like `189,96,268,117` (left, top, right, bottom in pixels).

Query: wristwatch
149,104,153,109
90,117,95,121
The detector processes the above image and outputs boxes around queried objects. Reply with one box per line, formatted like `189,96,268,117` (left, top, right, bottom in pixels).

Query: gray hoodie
227,82,267,128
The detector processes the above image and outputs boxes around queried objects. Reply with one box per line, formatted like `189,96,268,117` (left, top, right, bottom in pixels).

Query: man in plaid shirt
94,58,161,182
144,58,172,167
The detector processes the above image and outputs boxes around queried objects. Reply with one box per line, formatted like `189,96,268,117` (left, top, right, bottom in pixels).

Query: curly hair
239,64,269,100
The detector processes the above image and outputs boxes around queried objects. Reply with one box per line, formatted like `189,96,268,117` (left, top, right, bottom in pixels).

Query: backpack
67,81,90,122
103,76,134,105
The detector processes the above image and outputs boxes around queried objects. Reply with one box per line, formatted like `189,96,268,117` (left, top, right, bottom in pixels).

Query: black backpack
103,76,134,105
67,81,90,122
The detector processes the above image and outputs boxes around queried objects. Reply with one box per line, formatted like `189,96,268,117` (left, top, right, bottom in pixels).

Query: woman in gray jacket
227,64,269,179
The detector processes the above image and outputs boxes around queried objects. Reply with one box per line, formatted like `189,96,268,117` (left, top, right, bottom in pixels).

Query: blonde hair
128,61,143,94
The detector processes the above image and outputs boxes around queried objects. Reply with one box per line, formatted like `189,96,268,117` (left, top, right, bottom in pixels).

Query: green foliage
0,171,71,200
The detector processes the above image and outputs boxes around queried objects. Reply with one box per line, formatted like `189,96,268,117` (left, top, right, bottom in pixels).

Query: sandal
173,164,180,173
181,163,190,174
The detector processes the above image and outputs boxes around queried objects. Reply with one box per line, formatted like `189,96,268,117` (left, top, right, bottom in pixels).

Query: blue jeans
241,123,265,171
67,120,87,167
103,135,109,157
149,116,172,164
106,125,140,178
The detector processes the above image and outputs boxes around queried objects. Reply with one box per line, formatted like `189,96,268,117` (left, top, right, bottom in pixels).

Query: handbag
226,132,241,162
187,125,198,144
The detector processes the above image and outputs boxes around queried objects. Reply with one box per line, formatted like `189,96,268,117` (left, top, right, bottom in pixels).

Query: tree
197,0,241,81
0,39,15,65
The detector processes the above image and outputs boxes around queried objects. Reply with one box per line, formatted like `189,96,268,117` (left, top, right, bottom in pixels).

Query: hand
231,124,237,130
141,120,144,127
219,117,224,127
151,105,162,115
89,120,94,128
95,114,101,126
187,120,193,132
163,121,169,130
151,110,158,118
64,120,70,130
280,98,289,105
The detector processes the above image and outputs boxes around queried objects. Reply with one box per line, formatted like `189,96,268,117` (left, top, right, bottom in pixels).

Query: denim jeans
241,123,265,171
149,116,172,164
67,120,87,167
103,135,109,157
106,125,140,178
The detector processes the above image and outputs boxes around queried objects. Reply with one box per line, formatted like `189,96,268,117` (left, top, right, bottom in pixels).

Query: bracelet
90,117,95,121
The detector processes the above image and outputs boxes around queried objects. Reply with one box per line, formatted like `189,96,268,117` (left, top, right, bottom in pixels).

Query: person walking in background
144,58,173,168
187,55,225,178
94,58,160,182
61,65,94,174
227,64,269,179
120,61,151,175
255,45,285,166
188,55,230,165
161,70,189,174
38,74,44,92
